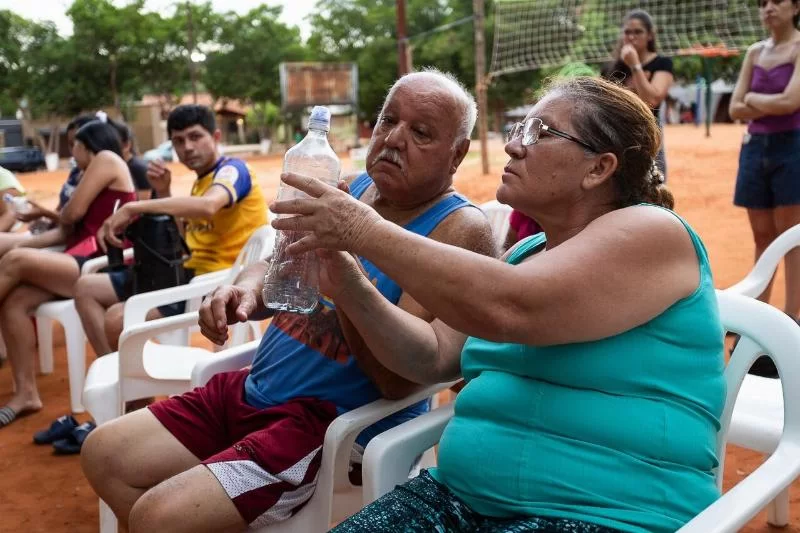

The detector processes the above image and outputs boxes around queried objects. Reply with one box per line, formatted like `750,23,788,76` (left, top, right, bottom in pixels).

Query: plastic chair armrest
362,403,454,504
122,276,225,328
117,311,203,379
190,340,261,387
320,381,459,495
678,442,800,533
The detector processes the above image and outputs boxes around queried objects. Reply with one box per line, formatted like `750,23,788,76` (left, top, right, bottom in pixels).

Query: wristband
632,64,643,72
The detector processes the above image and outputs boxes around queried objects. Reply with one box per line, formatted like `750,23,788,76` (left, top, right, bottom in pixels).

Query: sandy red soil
0,124,797,532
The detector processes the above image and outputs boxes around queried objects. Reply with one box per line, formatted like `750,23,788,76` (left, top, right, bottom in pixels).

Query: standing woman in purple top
730,0,800,323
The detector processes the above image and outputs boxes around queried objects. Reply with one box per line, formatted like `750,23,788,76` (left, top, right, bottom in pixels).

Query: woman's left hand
621,44,639,67
270,173,384,255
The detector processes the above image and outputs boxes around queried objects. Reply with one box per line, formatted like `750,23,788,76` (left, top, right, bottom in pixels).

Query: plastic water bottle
262,106,341,314
3,193,30,215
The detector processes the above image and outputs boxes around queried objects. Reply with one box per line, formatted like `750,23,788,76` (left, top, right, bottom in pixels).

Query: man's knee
81,422,128,485
128,484,176,533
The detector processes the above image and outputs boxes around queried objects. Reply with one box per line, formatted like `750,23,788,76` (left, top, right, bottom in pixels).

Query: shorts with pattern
148,369,338,527
331,470,622,533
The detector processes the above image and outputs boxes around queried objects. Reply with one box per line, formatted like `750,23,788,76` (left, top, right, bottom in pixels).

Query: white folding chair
362,292,800,533
479,200,512,249
94,341,456,533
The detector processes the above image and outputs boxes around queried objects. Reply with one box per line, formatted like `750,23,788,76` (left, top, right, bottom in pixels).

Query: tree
247,101,281,140
203,5,307,103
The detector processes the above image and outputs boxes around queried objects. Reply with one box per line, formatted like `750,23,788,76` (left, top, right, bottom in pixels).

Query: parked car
0,146,46,173
142,141,175,163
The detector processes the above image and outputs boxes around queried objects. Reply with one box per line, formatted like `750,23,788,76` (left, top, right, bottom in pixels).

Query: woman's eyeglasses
623,28,647,36
506,117,598,153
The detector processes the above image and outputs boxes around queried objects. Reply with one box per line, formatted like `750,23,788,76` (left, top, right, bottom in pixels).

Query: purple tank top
749,63,800,134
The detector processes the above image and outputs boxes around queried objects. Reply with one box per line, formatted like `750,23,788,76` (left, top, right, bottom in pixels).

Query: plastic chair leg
36,316,54,375
767,487,790,527
62,312,87,413
99,499,118,533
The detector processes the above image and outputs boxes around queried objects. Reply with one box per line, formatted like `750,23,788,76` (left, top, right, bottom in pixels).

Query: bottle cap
308,106,331,132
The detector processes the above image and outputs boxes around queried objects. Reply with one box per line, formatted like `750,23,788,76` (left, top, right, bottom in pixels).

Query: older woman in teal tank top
272,76,725,533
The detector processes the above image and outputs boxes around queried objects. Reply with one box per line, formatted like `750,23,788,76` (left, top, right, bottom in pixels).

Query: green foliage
204,5,307,102
247,101,281,139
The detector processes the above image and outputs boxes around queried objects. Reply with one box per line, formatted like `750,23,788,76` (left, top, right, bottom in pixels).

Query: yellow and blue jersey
185,156,268,275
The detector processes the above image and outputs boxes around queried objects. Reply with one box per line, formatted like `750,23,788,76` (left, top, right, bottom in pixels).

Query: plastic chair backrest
229,225,276,275
715,290,800,490
727,223,800,297
479,200,512,249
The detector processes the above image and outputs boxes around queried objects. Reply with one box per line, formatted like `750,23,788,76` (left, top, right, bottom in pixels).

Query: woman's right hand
270,173,384,255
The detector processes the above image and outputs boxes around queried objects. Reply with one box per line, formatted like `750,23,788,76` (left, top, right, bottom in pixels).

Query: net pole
704,56,713,138
474,0,490,175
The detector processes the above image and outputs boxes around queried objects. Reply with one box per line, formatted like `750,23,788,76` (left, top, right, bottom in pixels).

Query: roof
139,93,251,116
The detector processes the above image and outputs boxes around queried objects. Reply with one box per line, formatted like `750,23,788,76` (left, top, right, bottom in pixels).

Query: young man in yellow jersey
74,105,268,356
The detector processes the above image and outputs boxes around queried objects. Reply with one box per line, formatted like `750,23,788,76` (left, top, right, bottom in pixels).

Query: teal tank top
430,208,725,533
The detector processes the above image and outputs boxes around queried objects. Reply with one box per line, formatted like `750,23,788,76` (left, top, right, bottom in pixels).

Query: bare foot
4,394,43,417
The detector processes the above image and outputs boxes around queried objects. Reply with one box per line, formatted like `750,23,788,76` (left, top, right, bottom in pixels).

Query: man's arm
100,187,230,249
336,206,496,398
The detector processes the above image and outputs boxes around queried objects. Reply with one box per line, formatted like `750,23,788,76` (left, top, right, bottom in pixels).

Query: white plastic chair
37,225,274,413
721,224,800,527
35,249,134,413
726,222,800,298
94,341,456,533
479,200,512,249
82,225,275,424
362,292,800,533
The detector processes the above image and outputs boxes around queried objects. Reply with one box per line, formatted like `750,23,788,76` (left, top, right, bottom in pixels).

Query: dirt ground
0,123,796,532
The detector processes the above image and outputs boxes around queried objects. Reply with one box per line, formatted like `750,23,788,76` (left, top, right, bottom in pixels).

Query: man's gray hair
384,68,478,146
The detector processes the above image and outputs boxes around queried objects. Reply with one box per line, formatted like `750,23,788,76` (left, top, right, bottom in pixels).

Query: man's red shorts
148,369,338,527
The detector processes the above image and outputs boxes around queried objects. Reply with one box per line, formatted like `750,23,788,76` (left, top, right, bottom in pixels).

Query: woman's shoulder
645,54,673,72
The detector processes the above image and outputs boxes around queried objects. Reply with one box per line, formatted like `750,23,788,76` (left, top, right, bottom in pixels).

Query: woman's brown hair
547,76,674,209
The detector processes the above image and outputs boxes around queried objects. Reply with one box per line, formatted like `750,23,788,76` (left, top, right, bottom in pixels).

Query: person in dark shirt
108,119,153,200
602,9,674,177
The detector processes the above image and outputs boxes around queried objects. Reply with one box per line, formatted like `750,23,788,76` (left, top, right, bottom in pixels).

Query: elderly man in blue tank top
80,69,496,533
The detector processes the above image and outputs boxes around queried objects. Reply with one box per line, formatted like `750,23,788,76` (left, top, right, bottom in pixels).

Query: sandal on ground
52,421,96,455
33,415,79,445
0,405,36,428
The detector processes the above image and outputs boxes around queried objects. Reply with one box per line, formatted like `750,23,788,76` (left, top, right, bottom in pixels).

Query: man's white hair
383,67,478,147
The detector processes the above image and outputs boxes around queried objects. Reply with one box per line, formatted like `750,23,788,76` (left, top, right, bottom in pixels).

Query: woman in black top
603,9,674,177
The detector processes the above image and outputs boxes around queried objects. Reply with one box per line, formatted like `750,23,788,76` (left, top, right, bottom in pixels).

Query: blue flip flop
33,415,79,444
52,421,96,455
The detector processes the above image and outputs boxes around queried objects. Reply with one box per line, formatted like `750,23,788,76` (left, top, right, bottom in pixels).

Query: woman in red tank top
0,119,136,427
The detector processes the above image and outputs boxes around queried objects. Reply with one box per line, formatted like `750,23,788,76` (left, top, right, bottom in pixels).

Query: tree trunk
110,57,120,115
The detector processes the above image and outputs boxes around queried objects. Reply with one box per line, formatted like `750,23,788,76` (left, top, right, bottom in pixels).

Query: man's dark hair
167,105,216,137
74,120,123,157
67,114,96,133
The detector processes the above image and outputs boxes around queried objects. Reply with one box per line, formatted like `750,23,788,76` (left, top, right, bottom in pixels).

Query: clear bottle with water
3,193,30,215
262,106,341,314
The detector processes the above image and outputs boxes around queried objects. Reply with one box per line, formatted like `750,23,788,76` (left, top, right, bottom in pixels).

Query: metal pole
703,57,712,138
474,0,490,175
396,0,411,75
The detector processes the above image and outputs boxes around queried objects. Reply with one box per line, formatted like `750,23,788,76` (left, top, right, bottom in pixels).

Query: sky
0,0,317,39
